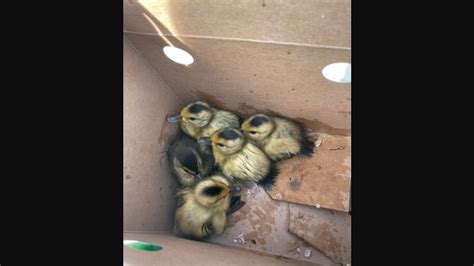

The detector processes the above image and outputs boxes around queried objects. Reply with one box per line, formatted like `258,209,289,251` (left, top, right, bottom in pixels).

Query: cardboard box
124,1,351,264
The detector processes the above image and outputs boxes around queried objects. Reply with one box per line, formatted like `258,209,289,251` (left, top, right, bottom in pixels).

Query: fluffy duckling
166,129,215,188
167,101,240,140
199,128,278,188
174,174,241,240
241,114,315,161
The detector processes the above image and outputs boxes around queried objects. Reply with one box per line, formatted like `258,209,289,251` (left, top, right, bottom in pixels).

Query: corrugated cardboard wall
124,37,180,232
124,0,351,133
123,1,351,263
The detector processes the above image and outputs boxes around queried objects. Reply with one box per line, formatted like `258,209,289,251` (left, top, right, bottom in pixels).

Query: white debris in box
304,249,312,258
315,139,322,147
234,233,245,245
315,203,321,208
241,181,258,200
296,248,301,253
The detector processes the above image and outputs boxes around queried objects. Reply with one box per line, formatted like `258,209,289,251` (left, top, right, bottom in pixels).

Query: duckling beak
229,184,241,193
198,137,211,145
167,114,182,123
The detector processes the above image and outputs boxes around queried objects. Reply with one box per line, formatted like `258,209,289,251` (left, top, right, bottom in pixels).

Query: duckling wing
229,143,270,181
275,117,315,157
210,212,227,235
257,161,279,189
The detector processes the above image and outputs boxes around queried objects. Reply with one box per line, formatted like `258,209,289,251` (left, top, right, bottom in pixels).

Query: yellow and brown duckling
241,114,315,161
167,101,240,140
199,128,279,188
174,174,242,240
166,129,215,188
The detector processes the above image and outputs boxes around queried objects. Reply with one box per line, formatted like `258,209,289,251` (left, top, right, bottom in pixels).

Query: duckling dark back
166,128,215,187
272,115,315,157
280,115,315,157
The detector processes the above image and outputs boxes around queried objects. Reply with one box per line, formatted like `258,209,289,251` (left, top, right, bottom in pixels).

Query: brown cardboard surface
209,185,338,266
124,37,181,232
124,0,351,263
125,32,351,132
267,133,351,212
288,204,351,264
124,232,319,265
124,0,351,48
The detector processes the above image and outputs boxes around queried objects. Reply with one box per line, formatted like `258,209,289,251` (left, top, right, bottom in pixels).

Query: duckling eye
217,143,224,147
249,131,257,135
189,117,196,121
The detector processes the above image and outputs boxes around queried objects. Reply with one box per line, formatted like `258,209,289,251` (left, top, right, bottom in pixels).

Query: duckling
166,129,215,188
199,128,279,188
167,101,240,140
174,174,241,240
241,114,315,161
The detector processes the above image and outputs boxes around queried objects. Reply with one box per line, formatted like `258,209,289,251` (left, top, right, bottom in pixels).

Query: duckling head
210,128,245,155
194,175,239,208
241,114,275,141
168,101,213,128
